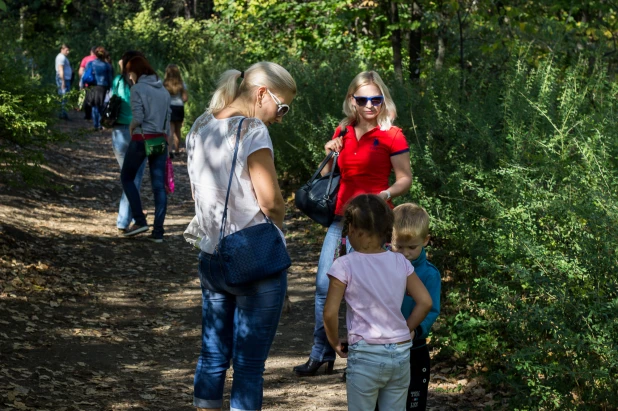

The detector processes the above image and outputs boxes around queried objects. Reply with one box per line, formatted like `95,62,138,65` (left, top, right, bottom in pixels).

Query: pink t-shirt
328,250,414,345
80,55,97,69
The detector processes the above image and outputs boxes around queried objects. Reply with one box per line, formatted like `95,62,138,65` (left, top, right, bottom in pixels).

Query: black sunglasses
352,95,384,107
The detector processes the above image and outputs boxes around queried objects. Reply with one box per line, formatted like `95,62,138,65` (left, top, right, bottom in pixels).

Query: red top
80,55,97,87
80,55,97,69
332,125,409,215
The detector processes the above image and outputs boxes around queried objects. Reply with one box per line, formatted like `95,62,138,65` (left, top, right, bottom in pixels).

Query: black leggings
375,344,430,411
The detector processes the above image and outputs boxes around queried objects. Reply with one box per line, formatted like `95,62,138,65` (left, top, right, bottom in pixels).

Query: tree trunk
457,7,464,72
457,3,465,91
435,33,446,70
183,0,192,19
409,1,422,80
386,1,403,82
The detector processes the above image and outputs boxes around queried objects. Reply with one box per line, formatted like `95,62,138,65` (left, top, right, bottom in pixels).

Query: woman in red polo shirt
293,71,413,376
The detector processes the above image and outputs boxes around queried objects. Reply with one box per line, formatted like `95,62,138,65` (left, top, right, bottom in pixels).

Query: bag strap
218,117,246,243
324,153,339,199
308,126,348,197
308,151,336,182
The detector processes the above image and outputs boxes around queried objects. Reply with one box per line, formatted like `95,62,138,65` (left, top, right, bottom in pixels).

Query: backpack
82,62,96,85
101,78,123,128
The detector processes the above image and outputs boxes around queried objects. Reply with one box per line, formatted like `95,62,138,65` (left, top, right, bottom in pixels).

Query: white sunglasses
265,89,290,117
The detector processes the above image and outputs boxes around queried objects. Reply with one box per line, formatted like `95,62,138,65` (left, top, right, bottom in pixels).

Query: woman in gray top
120,56,171,242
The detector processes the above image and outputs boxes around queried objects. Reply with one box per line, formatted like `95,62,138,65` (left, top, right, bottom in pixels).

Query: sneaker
117,227,127,233
123,224,149,237
146,234,163,243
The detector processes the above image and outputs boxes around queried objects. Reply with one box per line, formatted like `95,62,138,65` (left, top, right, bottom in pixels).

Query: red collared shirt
332,124,409,215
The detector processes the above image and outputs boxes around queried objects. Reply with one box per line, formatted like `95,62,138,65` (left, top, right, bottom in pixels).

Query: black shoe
293,358,334,376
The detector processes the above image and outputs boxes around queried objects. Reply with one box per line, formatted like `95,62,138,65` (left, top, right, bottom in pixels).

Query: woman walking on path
110,51,147,233
186,62,295,411
121,56,171,242
163,64,188,158
293,71,413,377
82,46,113,131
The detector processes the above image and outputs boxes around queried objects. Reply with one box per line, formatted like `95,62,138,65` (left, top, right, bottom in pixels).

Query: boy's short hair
393,203,430,241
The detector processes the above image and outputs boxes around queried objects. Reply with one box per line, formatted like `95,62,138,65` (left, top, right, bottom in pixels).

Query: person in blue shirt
389,203,441,411
82,46,113,131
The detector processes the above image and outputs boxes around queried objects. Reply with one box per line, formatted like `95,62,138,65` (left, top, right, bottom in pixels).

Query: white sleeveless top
186,113,284,254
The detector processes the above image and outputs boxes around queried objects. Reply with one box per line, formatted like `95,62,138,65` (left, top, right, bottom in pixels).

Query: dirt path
0,111,495,410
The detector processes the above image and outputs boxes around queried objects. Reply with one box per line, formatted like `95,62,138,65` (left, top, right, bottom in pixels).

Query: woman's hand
325,137,343,154
334,339,348,358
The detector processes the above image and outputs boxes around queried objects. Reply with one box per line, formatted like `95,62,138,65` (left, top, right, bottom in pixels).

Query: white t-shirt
55,53,72,80
186,113,284,254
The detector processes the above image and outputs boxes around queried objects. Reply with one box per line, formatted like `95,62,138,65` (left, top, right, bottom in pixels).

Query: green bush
0,45,70,185
417,58,618,409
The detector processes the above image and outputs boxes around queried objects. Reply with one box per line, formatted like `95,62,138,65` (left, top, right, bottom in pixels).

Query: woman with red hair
121,56,171,243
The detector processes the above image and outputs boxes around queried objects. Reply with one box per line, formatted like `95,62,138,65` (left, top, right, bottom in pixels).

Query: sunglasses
352,95,384,107
266,89,290,117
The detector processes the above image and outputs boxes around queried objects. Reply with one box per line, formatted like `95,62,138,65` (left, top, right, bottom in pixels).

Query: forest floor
0,110,503,410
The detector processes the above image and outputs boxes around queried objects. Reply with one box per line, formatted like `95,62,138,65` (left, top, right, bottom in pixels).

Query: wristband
381,190,391,200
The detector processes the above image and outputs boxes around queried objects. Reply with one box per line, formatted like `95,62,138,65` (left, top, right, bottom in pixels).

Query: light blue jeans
311,217,352,362
346,339,412,411
194,252,287,411
111,125,146,229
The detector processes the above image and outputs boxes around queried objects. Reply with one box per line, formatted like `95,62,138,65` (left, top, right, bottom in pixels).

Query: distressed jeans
194,252,287,411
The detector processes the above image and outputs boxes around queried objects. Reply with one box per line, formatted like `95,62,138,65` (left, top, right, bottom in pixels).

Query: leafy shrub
0,46,70,185
416,58,618,409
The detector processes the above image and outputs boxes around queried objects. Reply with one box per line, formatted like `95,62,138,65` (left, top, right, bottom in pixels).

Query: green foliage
416,58,618,409
0,46,69,185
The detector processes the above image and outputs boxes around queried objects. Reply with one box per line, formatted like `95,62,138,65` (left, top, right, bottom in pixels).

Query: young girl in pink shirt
323,194,432,410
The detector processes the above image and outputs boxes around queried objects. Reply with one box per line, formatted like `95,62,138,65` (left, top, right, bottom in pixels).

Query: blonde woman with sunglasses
185,61,295,411
293,71,413,377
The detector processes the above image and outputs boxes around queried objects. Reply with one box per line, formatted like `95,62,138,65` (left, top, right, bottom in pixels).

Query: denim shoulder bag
214,117,292,286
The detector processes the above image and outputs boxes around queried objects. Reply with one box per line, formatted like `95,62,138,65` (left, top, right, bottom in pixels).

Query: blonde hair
208,61,297,114
393,203,430,241
164,64,185,95
341,71,397,130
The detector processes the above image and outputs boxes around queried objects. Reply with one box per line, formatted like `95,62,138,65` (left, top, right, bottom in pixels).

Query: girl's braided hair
343,194,393,244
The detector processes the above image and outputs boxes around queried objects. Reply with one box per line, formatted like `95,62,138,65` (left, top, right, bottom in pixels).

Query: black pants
83,89,92,119
374,343,430,411
407,344,430,410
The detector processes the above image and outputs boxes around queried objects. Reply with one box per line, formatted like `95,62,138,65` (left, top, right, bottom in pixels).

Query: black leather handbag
214,118,292,286
295,128,347,227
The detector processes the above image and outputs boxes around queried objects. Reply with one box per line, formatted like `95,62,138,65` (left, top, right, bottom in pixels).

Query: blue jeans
194,252,287,411
347,339,412,411
120,140,167,238
92,105,101,129
112,125,146,229
55,77,71,118
311,217,352,362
